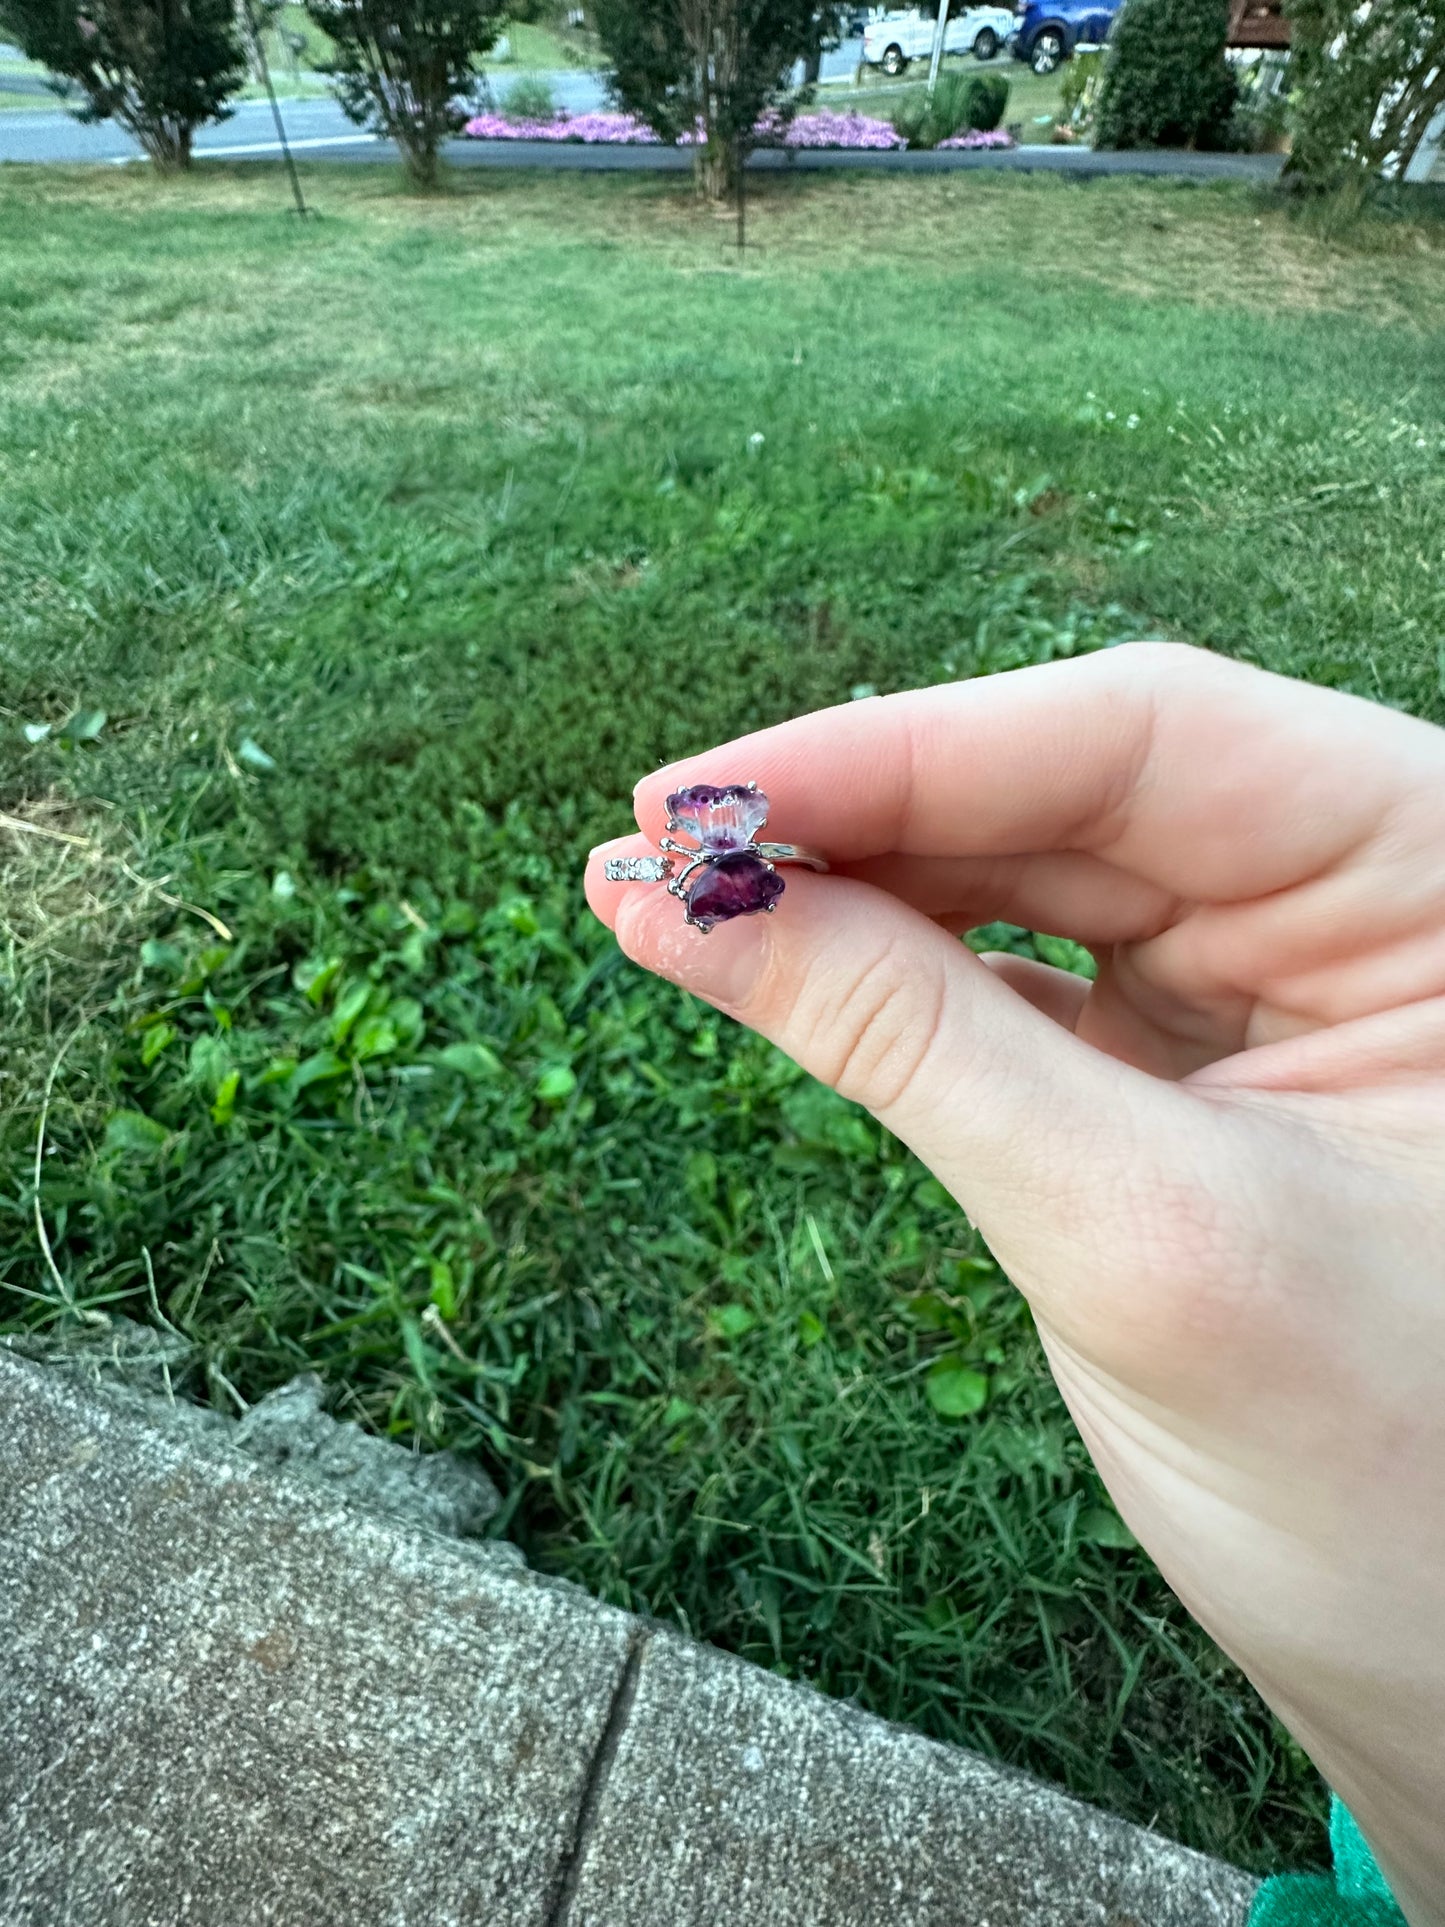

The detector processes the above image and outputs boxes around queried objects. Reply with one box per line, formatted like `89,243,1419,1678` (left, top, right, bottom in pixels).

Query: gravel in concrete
0,1349,631,1927
567,1626,1258,1927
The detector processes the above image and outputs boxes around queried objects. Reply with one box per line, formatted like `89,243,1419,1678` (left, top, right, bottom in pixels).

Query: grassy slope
0,48,71,113
2,167,1443,1873
843,58,1064,133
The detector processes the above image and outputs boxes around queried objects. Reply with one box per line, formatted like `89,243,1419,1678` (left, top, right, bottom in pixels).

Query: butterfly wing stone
666,784,771,854
684,852,784,931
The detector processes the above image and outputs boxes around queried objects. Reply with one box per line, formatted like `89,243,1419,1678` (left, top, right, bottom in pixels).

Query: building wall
1405,106,1445,184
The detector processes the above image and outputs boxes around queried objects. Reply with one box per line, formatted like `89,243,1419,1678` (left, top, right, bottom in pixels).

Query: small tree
304,0,507,187
594,0,840,201
1285,0,1445,189
0,0,247,168
1093,0,1236,150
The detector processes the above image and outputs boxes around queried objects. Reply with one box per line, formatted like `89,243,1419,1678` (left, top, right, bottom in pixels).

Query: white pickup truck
861,3,1015,74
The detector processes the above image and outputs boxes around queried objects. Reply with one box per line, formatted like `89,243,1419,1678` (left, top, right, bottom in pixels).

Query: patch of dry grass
0,793,229,1117
8,166,1445,333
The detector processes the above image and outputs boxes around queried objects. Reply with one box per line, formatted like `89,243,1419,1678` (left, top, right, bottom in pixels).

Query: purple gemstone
666,782,769,855
685,853,784,932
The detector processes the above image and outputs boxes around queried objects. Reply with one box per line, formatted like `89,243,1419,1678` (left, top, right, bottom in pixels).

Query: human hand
585,643,1445,1918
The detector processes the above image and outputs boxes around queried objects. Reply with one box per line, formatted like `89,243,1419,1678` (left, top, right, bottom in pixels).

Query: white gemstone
605,854,671,882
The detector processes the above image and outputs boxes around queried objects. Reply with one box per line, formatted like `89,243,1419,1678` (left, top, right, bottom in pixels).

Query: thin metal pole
925,0,949,96
241,0,309,216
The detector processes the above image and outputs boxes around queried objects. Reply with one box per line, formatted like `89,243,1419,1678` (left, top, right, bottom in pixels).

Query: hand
586,643,1445,1919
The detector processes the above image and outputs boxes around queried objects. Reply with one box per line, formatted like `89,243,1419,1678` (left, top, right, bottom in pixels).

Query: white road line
106,133,380,164
200,132,383,156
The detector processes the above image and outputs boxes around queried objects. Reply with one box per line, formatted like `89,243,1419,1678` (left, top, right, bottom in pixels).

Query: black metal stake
241,0,309,217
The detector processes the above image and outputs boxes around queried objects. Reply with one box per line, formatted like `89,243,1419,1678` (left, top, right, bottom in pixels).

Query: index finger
633,643,1440,903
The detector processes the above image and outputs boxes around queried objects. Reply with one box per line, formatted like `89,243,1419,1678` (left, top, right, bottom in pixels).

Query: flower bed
767,110,904,150
462,108,1016,152
464,110,662,143
936,127,1015,149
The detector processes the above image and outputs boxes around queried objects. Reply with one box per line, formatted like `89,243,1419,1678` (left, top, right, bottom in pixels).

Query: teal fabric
1249,1798,1407,1927
1330,1801,1403,1906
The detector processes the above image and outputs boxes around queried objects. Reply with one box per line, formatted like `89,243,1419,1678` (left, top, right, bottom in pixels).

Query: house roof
1227,0,1290,47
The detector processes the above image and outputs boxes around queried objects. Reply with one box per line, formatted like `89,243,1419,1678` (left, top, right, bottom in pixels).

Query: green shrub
963,69,1009,130
1093,0,1235,151
594,0,841,200
501,73,560,120
1059,46,1103,129
305,0,508,187
1285,0,1445,189
892,70,1009,148
1228,51,1289,154
0,0,247,168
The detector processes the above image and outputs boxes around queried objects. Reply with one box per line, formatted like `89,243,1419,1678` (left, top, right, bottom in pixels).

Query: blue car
1008,0,1119,72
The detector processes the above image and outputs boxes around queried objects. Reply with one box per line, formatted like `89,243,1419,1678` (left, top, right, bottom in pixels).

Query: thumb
587,855,1175,1271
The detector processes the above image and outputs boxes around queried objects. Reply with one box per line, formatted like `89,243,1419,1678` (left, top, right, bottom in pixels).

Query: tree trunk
694,135,738,200
137,117,194,169
402,132,441,190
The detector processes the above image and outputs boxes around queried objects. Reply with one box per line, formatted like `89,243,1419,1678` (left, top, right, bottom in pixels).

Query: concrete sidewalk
0,1341,1257,1926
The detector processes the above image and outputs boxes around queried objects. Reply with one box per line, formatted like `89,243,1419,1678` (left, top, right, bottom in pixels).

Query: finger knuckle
799,948,946,1116
1115,637,1208,679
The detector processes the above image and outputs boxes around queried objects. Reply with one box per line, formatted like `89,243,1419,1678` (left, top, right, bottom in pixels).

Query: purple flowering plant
464,107,1013,151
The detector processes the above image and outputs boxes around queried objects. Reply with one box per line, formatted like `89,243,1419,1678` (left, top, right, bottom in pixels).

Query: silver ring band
753,841,828,872
602,842,828,882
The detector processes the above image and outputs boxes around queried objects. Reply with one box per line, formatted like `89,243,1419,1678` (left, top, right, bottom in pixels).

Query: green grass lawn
2,165,1443,1875
245,4,605,90
494,18,603,69
0,48,72,113
233,10,605,101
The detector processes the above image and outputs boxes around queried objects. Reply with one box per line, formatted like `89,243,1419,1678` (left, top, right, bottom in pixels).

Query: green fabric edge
1248,1798,1407,1927
1329,1801,1398,1903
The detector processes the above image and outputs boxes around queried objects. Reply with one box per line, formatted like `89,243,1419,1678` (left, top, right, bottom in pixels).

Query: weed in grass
3,166,1442,1872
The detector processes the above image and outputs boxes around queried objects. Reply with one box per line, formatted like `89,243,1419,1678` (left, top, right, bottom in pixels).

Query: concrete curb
446,142,1285,182
0,1346,1258,1926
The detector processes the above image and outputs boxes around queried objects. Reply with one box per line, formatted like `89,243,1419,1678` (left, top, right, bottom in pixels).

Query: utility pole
736,133,746,253
925,0,950,95
240,0,309,217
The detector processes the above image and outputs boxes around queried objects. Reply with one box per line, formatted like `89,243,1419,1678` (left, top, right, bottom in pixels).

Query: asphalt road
1,49,849,164
0,52,1282,180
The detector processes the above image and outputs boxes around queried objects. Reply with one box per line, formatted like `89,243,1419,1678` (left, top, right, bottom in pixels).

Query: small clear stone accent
604,855,672,882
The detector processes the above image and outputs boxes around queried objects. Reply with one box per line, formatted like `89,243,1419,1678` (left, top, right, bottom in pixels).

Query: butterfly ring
604,782,828,932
